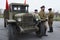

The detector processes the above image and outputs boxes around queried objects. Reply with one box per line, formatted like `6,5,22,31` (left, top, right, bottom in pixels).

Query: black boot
50,27,53,32
44,28,48,36
48,27,53,33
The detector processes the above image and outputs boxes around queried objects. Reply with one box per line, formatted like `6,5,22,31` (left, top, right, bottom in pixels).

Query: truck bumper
19,26,39,33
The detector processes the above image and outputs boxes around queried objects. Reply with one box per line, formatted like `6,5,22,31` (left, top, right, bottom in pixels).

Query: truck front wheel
7,24,20,40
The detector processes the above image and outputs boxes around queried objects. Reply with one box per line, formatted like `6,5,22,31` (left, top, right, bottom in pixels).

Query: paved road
0,18,60,40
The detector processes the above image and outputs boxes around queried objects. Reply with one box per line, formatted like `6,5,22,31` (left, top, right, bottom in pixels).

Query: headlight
36,19,39,21
17,18,21,21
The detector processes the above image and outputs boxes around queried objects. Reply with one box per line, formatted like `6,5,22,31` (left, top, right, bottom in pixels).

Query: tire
4,19,7,28
4,22,6,27
7,24,20,40
36,22,45,38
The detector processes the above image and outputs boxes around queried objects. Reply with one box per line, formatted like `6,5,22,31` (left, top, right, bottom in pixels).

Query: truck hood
15,13,32,17
15,13,26,17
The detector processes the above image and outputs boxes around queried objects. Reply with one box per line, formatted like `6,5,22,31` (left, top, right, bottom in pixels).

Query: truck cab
9,3,29,13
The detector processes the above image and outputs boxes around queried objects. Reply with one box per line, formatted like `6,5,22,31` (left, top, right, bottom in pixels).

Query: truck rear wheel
7,24,20,40
4,21,6,27
4,19,7,28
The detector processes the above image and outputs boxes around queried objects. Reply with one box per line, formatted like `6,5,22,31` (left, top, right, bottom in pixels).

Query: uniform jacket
32,13,41,20
39,10,47,19
48,11,54,22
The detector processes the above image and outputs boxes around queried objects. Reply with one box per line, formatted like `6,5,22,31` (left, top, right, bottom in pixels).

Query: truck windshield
12,5,28,13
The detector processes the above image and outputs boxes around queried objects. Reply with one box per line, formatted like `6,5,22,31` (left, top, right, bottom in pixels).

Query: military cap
41,5,45,8
35,9,38,11
48,8,52,10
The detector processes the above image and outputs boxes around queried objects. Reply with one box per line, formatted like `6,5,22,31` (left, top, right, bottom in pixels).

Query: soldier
4,9,9,27
34,9,38,14
33,9,40,24
48,8,54,32
39,5,48,36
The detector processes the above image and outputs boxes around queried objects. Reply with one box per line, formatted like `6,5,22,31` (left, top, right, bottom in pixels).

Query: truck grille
21,14,34,27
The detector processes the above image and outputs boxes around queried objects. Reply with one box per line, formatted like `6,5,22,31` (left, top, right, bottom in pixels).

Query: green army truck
4,3,46,40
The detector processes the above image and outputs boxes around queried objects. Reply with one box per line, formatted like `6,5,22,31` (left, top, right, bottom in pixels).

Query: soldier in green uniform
34,9,38,14
32,9,41,24
39,6,48,36
34,9,41,20
4,9,9,27
48,8,54,32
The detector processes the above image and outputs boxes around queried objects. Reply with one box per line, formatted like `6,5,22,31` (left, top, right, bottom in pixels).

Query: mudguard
7,20,16,24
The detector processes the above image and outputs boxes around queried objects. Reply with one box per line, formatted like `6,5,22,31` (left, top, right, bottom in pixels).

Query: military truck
4,3,46,40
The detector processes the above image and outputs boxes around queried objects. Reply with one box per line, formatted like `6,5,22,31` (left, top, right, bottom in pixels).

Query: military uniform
39,10,47,19
32,12,40,26
32,9,41,21
4,9,9,27
39,10,47,36
48,8,54,32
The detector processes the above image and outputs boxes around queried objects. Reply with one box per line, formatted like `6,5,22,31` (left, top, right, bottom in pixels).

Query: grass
0,15,3,18
54,19,60,21
54,17,60,21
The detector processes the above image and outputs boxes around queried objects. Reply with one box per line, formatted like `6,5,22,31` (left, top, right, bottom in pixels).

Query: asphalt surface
0,18,60,40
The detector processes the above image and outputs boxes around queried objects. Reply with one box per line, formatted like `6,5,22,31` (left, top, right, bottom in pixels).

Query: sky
0,0,60,12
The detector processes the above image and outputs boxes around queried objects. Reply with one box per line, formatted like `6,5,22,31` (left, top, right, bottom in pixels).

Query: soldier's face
41,8,45,11
49,10,52,12
35,11,38,13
